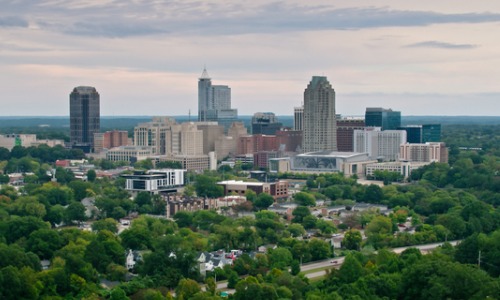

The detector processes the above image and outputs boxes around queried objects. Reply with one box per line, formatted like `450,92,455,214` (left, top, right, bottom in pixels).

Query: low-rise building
106,146,153,163
365,161,430,179
217,179,289,200
122,169,186,195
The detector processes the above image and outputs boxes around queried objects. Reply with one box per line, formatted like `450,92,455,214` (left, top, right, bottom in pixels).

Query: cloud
0,16,29,27
3,1,500,37
405,41,477,49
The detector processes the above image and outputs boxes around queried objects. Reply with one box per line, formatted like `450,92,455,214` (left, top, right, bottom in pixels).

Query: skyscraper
294,106,304,131
197,68,237,131
302,76,337,152
365,107,401,130
70,86,100,152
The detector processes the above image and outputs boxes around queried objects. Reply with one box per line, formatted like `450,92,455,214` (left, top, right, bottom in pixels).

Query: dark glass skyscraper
70,86,100,152
365,107,401,130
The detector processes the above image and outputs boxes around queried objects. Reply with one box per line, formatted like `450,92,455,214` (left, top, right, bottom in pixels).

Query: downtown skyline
1,1,500,117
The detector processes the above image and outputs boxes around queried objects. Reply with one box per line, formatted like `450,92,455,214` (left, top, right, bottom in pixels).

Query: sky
1,0,500,117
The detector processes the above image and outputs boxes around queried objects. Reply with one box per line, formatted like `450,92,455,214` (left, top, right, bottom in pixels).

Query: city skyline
1,1,500,116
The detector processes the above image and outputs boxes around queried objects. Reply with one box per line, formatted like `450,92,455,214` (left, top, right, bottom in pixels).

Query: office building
294,106,304,131
336,117,365,152
252,112,282,135
399,124,442,143
94,130,130,153
134,117,176,155
122,169,186,195
302,76,337,152
69,86,100,152
365,107,401,130
400,142,448,163
354,127,407,161
276,129,302,153
198,68,238,131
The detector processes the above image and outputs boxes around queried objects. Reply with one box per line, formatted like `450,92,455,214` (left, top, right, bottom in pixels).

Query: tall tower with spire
198,67,213,122
197,68,237,131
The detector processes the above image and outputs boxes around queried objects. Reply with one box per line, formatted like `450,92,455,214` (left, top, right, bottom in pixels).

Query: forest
0,124,499,299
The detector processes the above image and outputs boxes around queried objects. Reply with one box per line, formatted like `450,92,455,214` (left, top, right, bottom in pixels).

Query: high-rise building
70,86,100,152
365,107,401,130
197,68,237,131
302,76,337,152
294,106,304,131
353,127,407,161
336,117,365,152
252,112,282,135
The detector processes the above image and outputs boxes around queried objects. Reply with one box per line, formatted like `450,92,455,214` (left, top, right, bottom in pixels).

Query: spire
200,66,210,79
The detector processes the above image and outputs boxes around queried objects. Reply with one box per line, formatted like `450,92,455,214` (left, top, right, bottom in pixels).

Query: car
330,260,338,264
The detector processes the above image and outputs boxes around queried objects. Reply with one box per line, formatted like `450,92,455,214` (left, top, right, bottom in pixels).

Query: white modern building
123,169,186,195
353,127,407,161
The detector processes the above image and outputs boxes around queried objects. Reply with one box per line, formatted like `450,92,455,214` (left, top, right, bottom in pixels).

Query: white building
106,146,153,162
353,127,407,161
365,161,430,179
123,169,186,195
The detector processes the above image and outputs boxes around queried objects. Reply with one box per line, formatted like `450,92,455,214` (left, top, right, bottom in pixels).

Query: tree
308,239,331,261
294,192,316,206
173,211,194,228
342,229,362,250
26,228,64,259
86,169,97,182
254,193,274,211
338,253,363,284
91,218,118,233
292,206,311,223
290,260,301,275
268,247,293,270
194,174,224,198
363,184,384,203
64,201,86,224
176,278,201,299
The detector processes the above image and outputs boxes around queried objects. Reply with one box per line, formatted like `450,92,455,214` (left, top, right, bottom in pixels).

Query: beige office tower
134,117,176,155
302,76,337,152
215,122,248,159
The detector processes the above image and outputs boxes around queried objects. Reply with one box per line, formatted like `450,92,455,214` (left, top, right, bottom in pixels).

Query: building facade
353,127,407,161
69,86,100,152
294,106,304,131
336,117,365,152
122,169,186,195
400,142,448,163
302,76,337,152
251,112,282,135
365,107,401,130
399,124,442,144
197,68,237,131
94,130,129,153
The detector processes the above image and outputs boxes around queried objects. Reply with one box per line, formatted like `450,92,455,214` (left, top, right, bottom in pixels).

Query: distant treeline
0,115,498,131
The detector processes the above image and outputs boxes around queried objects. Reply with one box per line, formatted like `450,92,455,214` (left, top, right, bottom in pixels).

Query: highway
217,240,461,291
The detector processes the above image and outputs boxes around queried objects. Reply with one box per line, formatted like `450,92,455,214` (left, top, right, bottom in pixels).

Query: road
216,240,461,291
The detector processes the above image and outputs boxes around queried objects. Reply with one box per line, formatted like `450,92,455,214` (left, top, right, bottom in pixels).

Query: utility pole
478,250,481,269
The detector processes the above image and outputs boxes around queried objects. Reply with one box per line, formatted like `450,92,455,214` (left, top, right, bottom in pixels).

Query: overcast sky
1,0,500,116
